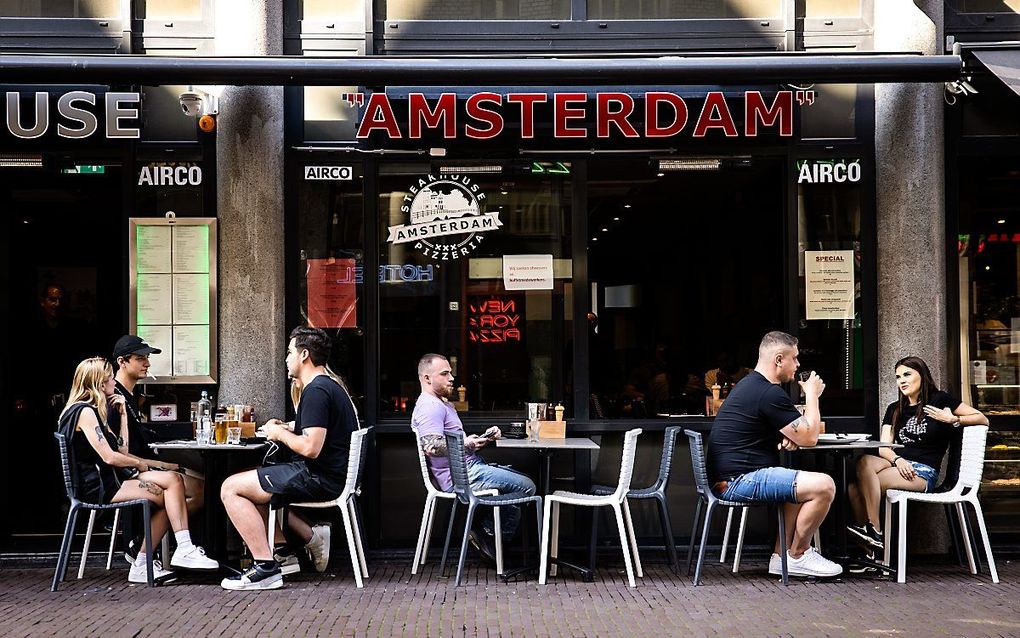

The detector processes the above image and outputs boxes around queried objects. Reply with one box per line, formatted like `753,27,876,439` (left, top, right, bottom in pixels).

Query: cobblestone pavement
1,554,1018,638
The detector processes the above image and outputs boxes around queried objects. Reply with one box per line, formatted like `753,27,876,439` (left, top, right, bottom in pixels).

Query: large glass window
796,158,865,415
378,162,572,416
384,0,569,20
133,0,202,19
587,158,785,419
588,0,781,20
950,0,1020,12
0,0,119,17
798,0,860,17
958,157,1020,415
801,84,858,140
294,164,367,408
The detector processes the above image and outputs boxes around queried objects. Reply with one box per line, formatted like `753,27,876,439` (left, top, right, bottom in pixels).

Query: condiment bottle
554,403,564,422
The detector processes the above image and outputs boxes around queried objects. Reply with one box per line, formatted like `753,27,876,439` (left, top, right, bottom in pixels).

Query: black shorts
257,461,343,509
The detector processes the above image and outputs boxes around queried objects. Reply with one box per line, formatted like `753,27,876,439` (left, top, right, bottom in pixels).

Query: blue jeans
909,461,939,493
466,459,536,539
717,467,800,504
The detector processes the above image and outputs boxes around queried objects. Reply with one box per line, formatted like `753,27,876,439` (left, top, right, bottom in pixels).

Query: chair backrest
355,425,371,491
53,432,77,503
651,426,681,491
344,428,370,494
684,429,712,498
612,428,643,500
411,425,442,496
444,430,475,505
956,425,989,490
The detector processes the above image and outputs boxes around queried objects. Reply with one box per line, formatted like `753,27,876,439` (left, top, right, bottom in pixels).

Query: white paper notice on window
503,254,554,291
1011,318,1020,354
804,250,855,320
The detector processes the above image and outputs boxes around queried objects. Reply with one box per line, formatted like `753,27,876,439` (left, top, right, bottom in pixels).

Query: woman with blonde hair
57,357,219,583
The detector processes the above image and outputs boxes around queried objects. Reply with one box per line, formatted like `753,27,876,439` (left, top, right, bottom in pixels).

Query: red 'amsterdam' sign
344,90,806,141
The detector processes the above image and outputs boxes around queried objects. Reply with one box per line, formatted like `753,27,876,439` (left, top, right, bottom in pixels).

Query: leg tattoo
137,480,164,497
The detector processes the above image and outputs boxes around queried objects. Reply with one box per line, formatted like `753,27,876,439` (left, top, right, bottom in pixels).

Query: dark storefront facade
2,0,1016,559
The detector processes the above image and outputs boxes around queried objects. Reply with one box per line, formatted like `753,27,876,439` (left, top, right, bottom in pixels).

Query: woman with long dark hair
846,355,988,552
57,357,219,583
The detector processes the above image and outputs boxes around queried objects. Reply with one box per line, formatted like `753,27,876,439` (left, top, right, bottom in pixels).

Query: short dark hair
289,326,332,366
417,353,448,377
758,330,798,358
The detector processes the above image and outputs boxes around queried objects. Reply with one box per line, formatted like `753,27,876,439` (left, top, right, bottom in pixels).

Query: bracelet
890,456,901,467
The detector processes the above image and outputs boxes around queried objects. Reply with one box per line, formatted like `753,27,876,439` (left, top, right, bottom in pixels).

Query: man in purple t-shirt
412,353,535,565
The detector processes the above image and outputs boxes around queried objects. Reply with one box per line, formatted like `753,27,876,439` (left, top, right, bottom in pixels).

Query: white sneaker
128,559,175,584
274,549,301,576
305,524,331,573
785,547,843,578
170,544,219,570
768,552,783,576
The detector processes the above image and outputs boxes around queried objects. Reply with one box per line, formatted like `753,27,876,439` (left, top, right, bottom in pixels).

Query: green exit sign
62,165,106,174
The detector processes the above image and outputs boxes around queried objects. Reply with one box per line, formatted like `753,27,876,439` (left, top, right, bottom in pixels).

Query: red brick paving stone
1,558,1019,637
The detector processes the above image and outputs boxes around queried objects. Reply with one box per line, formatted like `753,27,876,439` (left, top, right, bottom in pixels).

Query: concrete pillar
214,0,286,420
875,0,948,553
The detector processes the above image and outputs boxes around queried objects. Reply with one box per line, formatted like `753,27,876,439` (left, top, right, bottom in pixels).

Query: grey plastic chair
440,430,543,586
589,426,681,571
684,429,789,586
52,432,156,591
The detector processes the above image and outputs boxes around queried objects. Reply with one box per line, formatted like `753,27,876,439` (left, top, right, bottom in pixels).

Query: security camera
179,88,204,117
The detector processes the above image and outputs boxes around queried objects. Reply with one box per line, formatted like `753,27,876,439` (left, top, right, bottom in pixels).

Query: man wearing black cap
111,335,205,560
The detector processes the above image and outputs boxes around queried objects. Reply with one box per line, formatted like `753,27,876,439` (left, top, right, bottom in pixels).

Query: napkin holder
538,420,566,439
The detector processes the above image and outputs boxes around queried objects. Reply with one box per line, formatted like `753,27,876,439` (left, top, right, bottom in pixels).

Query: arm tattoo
789,416,806,432
137,480,164,497
94,426,108,446
420,434,448,457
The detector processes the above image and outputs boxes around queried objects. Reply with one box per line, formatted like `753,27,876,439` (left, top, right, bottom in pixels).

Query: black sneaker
847,523,884,551
123,537,141,566
220,562,283,591
467,530,498,569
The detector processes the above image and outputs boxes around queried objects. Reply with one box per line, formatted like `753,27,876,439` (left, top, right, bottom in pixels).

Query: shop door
1,166,125,550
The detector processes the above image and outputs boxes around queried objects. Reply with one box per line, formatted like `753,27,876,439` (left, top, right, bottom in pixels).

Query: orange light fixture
198,114,216,133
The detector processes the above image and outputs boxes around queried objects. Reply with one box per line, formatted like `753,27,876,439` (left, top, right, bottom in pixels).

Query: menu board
306,258,358,329
130,218,217,383
804,250,855,320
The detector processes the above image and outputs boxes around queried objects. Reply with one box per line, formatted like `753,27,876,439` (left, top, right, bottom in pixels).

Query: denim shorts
909,461,939,493
716,467,800,504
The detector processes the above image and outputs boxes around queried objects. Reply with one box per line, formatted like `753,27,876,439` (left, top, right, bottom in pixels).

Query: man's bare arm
421,434,447,457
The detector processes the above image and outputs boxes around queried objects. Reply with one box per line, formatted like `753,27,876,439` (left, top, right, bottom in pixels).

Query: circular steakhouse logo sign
386,174,503,261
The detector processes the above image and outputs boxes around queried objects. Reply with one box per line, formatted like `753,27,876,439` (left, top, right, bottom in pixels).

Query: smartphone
480,426,499,440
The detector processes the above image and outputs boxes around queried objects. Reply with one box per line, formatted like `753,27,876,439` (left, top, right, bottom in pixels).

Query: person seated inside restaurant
412,352,536,566
846,355,988,554
219,327,358,591
108,334,205,563
57,357,219,584
707,331,843,578
704,351,752,393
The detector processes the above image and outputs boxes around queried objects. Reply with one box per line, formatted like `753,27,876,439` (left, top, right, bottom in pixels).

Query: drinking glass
528,420,541,443
227,425,242,445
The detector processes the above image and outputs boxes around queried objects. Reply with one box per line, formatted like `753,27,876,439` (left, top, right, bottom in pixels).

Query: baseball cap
113,334,162,360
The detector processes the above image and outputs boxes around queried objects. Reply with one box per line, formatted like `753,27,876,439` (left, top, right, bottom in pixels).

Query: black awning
972,49,1020,98
0,53,961,86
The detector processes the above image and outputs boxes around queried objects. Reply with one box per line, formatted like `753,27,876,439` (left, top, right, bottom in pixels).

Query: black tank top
57,402,121,504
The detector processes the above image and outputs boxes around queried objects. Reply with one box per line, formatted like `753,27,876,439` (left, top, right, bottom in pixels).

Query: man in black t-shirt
220,327,359,591
706,331,842,578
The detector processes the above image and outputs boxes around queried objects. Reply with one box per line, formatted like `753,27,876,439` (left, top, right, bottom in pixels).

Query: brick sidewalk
1,555,1018,637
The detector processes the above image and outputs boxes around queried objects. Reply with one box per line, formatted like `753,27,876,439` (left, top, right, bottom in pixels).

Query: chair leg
622,498,643,578
142,502,155,587
106,509,120,570
349,499,369,579
655,494,679,571
354,498,369,565
589,505,600,571
882,499,892,567
52,506,79,592
969,499,999,584
539,499,553,585
896,500,908,584
686,498,703,575
720,507,734,563
492,506,503,576
439,499,457,577
412,496,434,574
812,529,822,552
693,501,716,586
550,501,560,577
267,507,278,555
961,502,983,573
78,510,97,579
454,503,476,587
777,507,788,586
161,535,171,564
421,497,439,566
732,507,748,574
945,504,964,567
340,500,363,588
956,502,977,575
613,503,637,588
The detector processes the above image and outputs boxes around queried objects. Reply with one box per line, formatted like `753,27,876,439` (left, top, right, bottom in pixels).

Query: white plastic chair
541,428,643,588
883,425,998,584
77,508,170,578
409,426,503,575
720,508,821,573
267,428,370,588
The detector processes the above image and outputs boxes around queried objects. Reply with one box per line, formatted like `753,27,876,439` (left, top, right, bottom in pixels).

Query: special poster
306,258,358,328
804,250,855,320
